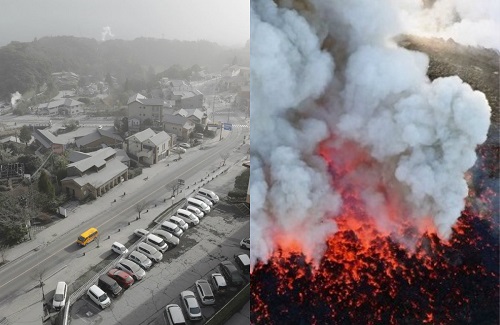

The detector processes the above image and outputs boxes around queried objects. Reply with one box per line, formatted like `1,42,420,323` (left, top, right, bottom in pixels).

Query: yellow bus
77,228,98,246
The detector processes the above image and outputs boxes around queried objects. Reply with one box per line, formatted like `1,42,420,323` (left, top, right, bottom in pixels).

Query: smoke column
10,91,21,107
250,0,491,266
101,26,114,41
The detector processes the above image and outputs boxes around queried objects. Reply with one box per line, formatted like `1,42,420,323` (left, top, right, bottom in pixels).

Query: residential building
126,128,171,165
74,128,124,151
171,90,203,109
162,115,195,140
127,93,165,123
52,71,79,89
173,108,207,126
61,147,129,200
35,98,84,116
32,128,65,154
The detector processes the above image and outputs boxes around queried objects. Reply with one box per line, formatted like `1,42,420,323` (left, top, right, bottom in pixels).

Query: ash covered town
0,1,250,324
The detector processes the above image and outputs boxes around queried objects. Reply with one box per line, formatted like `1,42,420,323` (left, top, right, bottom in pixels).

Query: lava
251,138,499,325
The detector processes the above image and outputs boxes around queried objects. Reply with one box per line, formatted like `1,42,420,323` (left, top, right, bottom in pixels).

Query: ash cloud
250,0,340,266
101,26,114,41
251,0,491,265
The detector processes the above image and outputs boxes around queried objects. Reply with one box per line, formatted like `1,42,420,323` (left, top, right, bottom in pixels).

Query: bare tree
135,201,148,219
220,152,230,166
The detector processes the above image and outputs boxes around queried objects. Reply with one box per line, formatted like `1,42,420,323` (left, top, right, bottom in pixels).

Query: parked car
180,290,202,321
197,188,219,204
195,279,215,305
240,238,250,249
186,198,210,214
128,251,152,270
194,133,204,139
153,229,180,246
176,209,199,226
111,242,128,255
116,259,146,281
234,254,250,274
194,195,213,208
136,242,163,263
164,304,186,325
134,228,150,237
107,268,134,288
169,215,189,231
161,220,183,237
219,261,244,286
171,146,186,154
52,281,68,310
145,234,169,253
98,275,122,297
186,205,204,219
178,143,190,149
87,285,111,309
210,273,228,294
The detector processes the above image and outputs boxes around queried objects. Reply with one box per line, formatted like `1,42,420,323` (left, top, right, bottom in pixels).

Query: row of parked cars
84,188,221,311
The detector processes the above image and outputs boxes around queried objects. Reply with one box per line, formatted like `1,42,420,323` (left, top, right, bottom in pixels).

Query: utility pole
219,122,223,141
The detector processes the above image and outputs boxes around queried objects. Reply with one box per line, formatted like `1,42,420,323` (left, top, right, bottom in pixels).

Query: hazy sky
0,0,249,47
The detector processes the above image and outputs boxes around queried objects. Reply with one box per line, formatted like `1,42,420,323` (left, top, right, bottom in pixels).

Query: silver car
116,259,146,281
186,205,204,219
180,290,202,321
194,195,213,208
128,251,152,270
136,242,163,263
153,229,180,246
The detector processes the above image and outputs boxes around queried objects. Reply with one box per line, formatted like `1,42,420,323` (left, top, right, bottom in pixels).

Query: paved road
0,113,248,324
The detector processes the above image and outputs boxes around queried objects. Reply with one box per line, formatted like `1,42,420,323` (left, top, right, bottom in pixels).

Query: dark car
98,274,122,297
219,261,244,286
107,268,135,289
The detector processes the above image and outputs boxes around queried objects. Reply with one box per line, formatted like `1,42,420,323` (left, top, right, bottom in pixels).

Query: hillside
0,36,250,101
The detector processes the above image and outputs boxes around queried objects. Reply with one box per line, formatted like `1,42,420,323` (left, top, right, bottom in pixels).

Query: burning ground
250,0,499,324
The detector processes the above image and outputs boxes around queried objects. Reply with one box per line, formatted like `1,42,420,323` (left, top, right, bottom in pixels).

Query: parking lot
69,199,250,325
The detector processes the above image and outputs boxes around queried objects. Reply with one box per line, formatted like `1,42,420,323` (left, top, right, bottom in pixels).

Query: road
0,112,248,323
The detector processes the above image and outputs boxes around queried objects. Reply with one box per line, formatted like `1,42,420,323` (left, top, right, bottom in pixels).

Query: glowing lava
251,138,499,325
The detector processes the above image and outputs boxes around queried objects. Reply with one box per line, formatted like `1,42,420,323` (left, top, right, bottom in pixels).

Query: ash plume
10,91,21,107
250,0,491,266
399,0,500,50
101,26,114,41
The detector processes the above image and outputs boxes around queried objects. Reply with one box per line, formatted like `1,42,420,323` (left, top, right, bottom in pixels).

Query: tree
19,125,31,146
135,201,148,219
0,192,30,246
38,170,55,199
123,78,130,92
105,73,113,89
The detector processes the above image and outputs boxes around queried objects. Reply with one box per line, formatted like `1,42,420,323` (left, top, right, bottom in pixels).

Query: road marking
0,129,243,290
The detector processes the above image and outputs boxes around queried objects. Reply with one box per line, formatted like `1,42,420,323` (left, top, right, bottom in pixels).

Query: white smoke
250,0,341,266
10,91,21,107
251,0,491,266
398,0,500,50
101,26,115,41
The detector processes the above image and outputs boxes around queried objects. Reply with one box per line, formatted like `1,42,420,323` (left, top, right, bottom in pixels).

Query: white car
186,205,204,219
111,242,128,255
134,228,149,237
52,281,68,310
87,285,111,309
240,238,250,249
171,147,186,154
210,273,227,294
195,279,215,305
180,290,202,321
164,304,186,325
176,209,200,226
178,142,190,149
194,195,213,208
170,216,189,231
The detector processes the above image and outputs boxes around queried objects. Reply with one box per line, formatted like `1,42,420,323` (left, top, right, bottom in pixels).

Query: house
0,136,34,145
52,71,79,89
174,108,207,126
61,147,129,200
126,128,172,165
127,93,165,123
162,115,195,140
161,79,192,91
32,128,65,154
171,90,203,109
219,65,250,92
35,98,84,116
128,117,141,133
74,128,124,151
